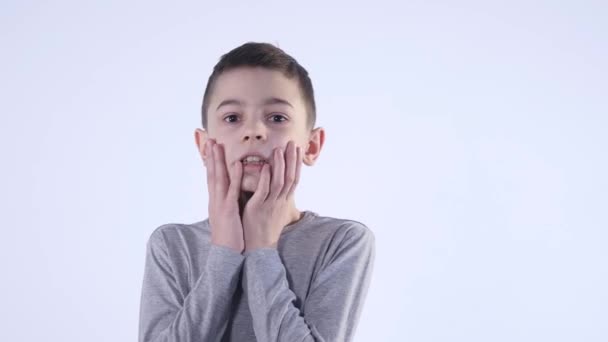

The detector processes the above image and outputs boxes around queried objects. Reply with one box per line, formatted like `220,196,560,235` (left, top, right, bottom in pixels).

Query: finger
227,159,242,201
206,140,216,199
280,141,295,198
200,139,208,165
270,146,285,200
251,163,271,203
214,143,229,198
286,145,301,198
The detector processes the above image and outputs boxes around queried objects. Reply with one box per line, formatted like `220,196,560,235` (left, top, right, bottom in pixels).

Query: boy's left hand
242,140,302,253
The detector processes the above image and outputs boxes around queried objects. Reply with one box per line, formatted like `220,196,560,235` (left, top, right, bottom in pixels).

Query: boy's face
195,66,324,193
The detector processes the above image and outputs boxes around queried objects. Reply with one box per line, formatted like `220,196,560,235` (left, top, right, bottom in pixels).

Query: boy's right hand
203,139,244,254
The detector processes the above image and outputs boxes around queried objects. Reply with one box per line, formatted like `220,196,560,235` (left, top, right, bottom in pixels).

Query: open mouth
241,156,268,166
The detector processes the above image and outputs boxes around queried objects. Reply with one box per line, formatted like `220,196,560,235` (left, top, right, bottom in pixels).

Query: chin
240,175,259,192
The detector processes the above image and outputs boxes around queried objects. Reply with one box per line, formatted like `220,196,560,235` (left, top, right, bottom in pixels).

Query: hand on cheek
242,140,302,253
203,139,245,253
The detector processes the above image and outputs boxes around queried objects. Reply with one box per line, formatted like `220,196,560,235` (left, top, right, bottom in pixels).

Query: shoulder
305,214,376,273
145,219,210,251
313,213,375,242
309,213,375,257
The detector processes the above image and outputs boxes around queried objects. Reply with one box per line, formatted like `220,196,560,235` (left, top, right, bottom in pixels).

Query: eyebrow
215,97,294,111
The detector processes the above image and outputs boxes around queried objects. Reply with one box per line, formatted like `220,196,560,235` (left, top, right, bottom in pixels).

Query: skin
194,66,325,253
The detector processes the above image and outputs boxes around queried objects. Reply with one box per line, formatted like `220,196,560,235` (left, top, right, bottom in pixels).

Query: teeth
242,156,266,163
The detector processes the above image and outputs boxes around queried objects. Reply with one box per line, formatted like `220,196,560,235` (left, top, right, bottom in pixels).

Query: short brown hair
200,42,316,131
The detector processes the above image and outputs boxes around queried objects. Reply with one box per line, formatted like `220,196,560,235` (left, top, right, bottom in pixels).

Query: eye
268,114,288,123
223,114,239,123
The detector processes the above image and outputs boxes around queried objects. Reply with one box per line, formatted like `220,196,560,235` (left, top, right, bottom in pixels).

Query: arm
138,229,245,342
242,225,376,342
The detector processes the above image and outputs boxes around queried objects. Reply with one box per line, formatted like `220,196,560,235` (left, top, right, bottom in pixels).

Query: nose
242,120,266,142
244,135,263,141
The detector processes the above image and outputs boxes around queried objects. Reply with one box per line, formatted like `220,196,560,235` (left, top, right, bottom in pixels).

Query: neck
238,191,302,227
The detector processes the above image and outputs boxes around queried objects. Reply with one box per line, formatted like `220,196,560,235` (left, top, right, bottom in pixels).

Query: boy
138,42,375,342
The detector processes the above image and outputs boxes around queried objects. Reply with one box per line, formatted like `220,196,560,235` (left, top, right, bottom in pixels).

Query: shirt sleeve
138,229,245,342
242,225,376,342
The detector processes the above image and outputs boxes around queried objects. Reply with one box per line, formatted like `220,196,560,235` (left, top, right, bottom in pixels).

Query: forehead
210,67,304,108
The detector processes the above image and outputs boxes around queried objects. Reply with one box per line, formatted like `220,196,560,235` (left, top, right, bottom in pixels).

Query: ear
194,128,211,166
303,127,325,166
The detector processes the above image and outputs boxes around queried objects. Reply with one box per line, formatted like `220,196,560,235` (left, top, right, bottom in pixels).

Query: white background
1,1,606,341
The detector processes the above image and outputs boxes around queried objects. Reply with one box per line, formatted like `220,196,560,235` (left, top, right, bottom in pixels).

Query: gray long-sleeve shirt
138,210,375,342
